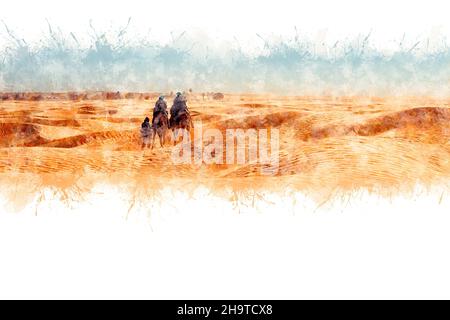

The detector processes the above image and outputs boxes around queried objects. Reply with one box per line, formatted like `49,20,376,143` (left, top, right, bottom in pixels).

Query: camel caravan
140,92,194,149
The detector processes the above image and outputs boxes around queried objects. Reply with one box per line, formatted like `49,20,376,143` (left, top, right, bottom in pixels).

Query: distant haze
0,0,449,96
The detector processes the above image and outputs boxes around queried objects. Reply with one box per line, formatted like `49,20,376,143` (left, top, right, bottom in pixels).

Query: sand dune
310,107,450,140
1,94,450,204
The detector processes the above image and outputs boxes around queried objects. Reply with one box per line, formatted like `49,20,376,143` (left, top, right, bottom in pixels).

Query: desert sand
1,93,450,207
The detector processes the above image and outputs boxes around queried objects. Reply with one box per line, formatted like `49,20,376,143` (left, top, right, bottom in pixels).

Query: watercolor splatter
1,22,449,95
1,24,450,211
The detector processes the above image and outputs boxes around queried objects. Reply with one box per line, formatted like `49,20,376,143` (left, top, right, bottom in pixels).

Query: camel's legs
151,130,156,149
173,128,179,146
158,131,164,147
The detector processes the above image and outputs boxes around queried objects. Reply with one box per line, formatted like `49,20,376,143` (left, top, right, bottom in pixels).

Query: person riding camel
170,92,189,127
152,96,168,125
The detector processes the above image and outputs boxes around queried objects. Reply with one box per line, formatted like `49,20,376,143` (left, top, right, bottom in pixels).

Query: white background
2,186,450,299
1,0,450,300
1,0,449,49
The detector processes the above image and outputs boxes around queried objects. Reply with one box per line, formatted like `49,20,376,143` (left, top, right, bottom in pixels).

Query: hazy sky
1,0,449,94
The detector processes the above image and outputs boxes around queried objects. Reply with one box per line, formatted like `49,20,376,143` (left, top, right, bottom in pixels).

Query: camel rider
152,96,168,124
170,92,189,120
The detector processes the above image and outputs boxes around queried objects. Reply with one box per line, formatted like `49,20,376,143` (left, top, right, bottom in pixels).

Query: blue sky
0,0,449,95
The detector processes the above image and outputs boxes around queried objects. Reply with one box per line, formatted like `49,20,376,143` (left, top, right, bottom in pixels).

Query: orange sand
1,93,450,208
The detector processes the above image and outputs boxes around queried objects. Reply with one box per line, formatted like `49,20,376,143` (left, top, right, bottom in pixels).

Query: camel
150,112,169,148
169,111,193,145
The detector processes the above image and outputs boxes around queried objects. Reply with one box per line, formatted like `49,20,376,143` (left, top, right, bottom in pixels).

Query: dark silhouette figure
152,96,168,125
140,117,152,149
169,92,193,145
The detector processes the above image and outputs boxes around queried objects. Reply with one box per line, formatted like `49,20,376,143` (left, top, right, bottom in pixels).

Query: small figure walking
140,117,152,149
